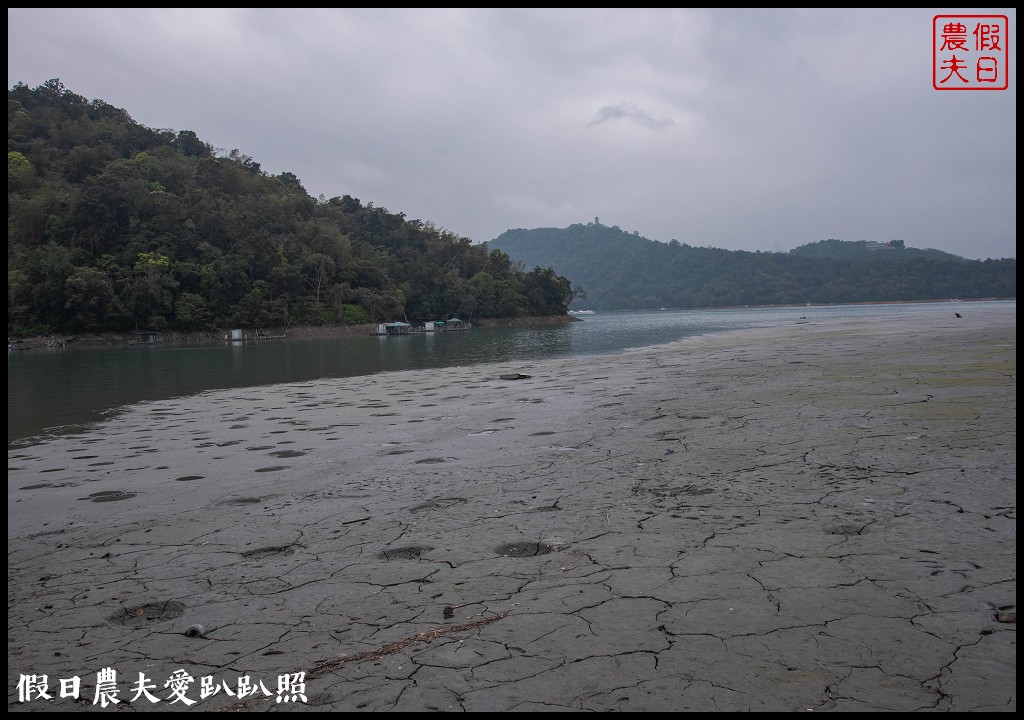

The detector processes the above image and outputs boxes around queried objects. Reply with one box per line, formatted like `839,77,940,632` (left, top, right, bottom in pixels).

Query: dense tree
172,130,211,158
489,224,1015,310
7,79,576,335
63,265,124,331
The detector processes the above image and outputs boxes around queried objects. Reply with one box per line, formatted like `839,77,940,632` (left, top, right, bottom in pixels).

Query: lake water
8,301,1012,447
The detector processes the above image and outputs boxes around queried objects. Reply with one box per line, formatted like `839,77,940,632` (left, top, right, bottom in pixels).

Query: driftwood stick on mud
217,611,510,711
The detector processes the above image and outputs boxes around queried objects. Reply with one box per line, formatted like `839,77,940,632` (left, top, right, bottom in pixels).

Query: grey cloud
6,8,1016,259
587,102,673,130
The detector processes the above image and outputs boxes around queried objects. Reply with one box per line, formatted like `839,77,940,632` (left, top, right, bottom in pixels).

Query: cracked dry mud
8,305,1016,712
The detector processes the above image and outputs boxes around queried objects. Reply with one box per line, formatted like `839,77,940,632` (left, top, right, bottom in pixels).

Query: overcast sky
8,8,1017,260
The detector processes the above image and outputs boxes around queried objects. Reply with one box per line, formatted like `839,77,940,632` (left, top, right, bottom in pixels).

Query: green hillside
8,79,575,335
487,223,1015,310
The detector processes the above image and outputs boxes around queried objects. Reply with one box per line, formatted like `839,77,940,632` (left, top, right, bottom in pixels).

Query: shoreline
7,315,580,350
10,298,1012,349
8,299,1011,352
8,305,1016,711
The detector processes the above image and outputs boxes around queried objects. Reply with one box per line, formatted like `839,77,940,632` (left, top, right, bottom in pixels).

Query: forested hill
8,79,575,336
487,224,1016,310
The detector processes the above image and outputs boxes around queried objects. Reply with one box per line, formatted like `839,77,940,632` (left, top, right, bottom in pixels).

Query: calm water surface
8,302,1011,447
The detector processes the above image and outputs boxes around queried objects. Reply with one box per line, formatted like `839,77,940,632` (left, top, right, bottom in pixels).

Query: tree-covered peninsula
489,224,1015,311
8,79,575,336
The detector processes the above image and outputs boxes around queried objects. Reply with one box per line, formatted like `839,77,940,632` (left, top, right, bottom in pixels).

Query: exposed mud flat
7,304,1015,711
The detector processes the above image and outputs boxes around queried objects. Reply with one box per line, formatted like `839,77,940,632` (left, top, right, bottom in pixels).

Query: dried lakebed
7,305,1016,711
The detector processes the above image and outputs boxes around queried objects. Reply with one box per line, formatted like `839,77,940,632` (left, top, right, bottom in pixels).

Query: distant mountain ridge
486,223,1015,310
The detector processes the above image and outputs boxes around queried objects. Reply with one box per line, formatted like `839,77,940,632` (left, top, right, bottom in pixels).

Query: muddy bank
7,303,1016,712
